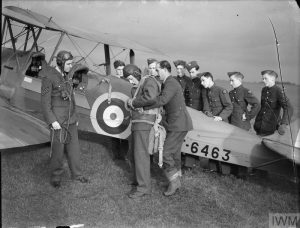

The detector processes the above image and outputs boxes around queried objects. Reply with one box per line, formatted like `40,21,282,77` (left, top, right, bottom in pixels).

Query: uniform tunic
175,75,193,107
40,65,83,181
145,76,193,175
202,84,233,122
229,85,260,131
254,84,293,136
130,76,161,194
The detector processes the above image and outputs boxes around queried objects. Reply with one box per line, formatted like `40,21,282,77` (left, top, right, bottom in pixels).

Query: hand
278,124,287,135
127,98,134,110
213,116,222,121
242,113,247,121
51,121,61,130
204,111,214,117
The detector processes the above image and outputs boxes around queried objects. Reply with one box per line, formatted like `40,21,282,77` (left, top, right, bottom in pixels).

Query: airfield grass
1,133,299,228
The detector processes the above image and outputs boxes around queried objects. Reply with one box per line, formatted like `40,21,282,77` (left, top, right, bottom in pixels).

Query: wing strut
29,26,42,52
48,32,65,65
1,17,7,45
23,27,30,51
6,18,20,71
104,44,111,75
129,49,135,64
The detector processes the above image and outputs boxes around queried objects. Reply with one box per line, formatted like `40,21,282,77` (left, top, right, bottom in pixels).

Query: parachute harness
49,73,74,158
98,78,112,104
130,75,166,168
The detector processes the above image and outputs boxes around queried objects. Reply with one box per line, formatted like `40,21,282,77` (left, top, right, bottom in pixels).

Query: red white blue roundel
90,92,131,139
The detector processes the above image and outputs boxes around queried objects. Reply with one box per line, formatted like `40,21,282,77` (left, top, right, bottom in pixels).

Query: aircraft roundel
90,92,131,139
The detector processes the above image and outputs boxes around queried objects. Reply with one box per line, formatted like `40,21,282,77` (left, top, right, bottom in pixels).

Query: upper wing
3,5,160,54
0,105,50,150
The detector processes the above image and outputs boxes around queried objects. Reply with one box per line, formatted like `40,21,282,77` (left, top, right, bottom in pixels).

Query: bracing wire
65,33,103,72
81,42,100,63
110,48,127,61
2,26,26,45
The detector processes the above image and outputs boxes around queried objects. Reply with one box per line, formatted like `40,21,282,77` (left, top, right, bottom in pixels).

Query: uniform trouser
131,130,151,194
163,131,188,176
50,123,82,182
111,137,129,159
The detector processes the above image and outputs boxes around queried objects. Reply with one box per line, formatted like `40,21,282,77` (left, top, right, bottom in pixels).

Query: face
229,75,242,88
127,75,139,86
176,65,185,77
201,76,211,88
189,68,198,78
64,60,73,73
156,64,166,81
148,62,157,76
116,66,124,77
262,74,275,87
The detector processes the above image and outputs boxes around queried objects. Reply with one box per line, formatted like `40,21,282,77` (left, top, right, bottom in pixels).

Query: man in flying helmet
40,50,89,188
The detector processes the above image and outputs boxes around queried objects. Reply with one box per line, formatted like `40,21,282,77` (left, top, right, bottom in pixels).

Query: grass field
1,133,299,228
1,81,299,228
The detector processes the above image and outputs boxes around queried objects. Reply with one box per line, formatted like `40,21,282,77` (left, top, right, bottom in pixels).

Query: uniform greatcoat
190,77,204,111
175,75,193,107
145,76,193,176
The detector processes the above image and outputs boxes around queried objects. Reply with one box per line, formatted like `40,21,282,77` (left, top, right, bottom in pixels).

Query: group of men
112,58,294,199
40,49,293,201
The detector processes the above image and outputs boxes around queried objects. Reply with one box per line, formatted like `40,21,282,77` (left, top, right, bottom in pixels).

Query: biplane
1,6,299,181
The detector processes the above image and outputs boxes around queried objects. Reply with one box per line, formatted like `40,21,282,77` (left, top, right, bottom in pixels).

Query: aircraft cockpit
25,52,45,78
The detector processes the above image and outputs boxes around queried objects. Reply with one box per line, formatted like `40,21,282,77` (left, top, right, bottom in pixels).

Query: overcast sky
3,0,300,84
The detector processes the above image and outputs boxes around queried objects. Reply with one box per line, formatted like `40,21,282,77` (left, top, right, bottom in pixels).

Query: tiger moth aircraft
1,6,299,181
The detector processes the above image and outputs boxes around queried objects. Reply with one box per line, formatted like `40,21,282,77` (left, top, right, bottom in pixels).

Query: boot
164,177,181,196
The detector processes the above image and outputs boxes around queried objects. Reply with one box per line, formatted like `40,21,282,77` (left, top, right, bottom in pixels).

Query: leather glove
278,124,287,135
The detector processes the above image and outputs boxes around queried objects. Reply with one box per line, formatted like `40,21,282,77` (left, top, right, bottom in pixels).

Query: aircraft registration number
187,142,231,162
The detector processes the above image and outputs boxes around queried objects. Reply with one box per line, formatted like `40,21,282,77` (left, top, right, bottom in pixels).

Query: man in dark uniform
228,72,260,131
145,60,193,196
186,61,204,111
111,59,128,160
200,72,233,122
200,72,233,173
254,70,293,136
173,60,193,107
40,50,88,188
126,63,161,199
184,61,204,169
